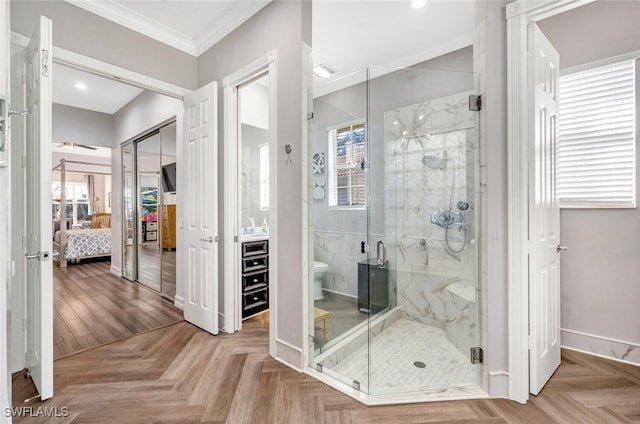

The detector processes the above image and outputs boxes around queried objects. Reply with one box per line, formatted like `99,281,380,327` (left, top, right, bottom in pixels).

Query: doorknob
200,236,213,243
556,245,568,253
25,251,50,261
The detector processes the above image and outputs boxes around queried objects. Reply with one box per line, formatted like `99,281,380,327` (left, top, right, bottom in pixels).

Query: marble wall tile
384,92,479,353
313,231,375,297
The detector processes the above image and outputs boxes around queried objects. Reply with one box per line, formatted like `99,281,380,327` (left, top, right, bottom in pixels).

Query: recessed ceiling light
74,82,88,91
411,0,426,9
313,63,336,79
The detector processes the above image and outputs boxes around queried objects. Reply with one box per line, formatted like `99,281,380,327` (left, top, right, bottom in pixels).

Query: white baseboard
321,288,357,299
561,328,640,367
219,312,234,334
274,338,303,371
488,371,509,398
109,265,121,277
174,295,184,310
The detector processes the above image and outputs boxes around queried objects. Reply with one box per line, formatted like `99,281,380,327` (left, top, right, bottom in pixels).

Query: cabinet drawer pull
253,278,259,283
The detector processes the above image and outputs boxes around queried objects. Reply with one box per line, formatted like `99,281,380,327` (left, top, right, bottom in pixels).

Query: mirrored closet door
121,121,177,299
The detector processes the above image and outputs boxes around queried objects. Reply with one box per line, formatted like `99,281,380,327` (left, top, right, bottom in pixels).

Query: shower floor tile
330,318,477,393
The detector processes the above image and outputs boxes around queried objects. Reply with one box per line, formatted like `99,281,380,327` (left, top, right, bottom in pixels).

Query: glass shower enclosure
309,65,482,400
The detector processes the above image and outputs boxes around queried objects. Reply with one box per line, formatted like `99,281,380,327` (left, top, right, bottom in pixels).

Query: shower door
366,65,482,396
308,64,482,399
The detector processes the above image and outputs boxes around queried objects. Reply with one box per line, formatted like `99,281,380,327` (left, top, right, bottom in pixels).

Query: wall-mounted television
161,162,177,193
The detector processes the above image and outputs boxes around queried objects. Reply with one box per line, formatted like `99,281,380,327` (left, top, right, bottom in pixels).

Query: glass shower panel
122,145,136,281
367,65,480,395
308,69,372,392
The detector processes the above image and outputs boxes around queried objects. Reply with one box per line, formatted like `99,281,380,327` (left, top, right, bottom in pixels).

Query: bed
52,159,112,267
54,227,111,261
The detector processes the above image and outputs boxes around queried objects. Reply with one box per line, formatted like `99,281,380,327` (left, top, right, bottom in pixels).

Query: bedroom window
52,181,89,225
327,122,366,209
558,59,636,207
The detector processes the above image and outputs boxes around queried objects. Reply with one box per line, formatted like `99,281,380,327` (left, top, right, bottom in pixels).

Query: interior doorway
223,52,276,343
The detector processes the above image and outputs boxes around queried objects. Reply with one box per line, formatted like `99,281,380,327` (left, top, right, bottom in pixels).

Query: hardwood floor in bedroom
12,312,640,423
52,260,183,359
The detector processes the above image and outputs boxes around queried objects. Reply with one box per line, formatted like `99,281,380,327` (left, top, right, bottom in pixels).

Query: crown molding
65,0,196,55
65,0,272,58
193,0,271,56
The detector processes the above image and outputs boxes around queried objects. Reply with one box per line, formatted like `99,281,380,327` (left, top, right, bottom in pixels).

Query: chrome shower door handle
377,240,387,268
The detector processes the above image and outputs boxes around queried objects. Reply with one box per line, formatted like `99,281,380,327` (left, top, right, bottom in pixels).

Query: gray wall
476,0,510,394
198,0,309,352
538,0,640,70
312,46,474,236
53,103,114,148
539,0,640,361
10,0,197,90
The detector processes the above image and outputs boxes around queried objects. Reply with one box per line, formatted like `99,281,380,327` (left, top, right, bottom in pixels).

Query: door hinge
469,94,481,111
471,346,483,364
41,49,49,77
307,112,314,120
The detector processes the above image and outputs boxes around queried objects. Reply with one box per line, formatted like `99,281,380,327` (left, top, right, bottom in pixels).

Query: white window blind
327,123,366,208
558,59,636,207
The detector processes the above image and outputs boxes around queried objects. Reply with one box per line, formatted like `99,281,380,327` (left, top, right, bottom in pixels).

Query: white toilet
313,261,329,300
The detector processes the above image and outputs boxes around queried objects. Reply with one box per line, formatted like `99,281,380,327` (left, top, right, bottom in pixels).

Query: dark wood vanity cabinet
241,239,269,319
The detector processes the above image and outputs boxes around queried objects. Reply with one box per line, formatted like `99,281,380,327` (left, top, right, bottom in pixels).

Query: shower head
422,150,447,170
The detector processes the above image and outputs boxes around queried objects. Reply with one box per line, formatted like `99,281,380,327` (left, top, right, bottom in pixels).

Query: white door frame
9,32,191,379
505,0,596,404
222,51,277,346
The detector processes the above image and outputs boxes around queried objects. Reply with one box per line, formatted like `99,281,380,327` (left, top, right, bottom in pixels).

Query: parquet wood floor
53,260,183,359
12,311,640,423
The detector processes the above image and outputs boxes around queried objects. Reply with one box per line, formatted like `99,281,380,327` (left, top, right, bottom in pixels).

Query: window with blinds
327,123,366,208
558,59,636,207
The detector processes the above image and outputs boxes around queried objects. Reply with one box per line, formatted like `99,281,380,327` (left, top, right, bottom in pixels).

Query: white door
25,15,54,400
183,82,219,335
528,24,561,395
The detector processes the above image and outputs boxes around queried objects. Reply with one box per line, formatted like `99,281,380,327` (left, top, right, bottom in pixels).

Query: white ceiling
65,0,272,56
312,0,475,96
53,63,143,114
51,142,112,158
53,0,475,114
